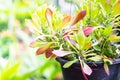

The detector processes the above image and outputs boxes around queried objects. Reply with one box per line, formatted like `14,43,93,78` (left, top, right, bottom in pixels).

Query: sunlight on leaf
31,12,40,29
46,8,53,27
29,41,44,48
82,37,92,50
70,10,86,26
59,15,71,29
87,56,102,62
103,26,112,36
25,19,40,36
109,35,120,42
112,0,120,15
52,50,72,57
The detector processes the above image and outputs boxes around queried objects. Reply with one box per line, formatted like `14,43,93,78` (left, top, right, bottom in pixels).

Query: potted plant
26,2,120,80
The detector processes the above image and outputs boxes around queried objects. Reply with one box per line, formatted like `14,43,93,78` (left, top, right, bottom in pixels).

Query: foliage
0,29,61,80
0,0,62,80
28,0,120,79
0,61,36,80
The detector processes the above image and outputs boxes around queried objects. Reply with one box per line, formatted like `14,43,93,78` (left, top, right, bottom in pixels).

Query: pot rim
56,57,120,66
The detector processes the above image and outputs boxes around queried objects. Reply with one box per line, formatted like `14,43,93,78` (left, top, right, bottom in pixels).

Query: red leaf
71,10,86,26
46,8,53,16
36,43,53,55
45,8,53,27
45,48,53,58
36,47,46,55
104,62,110,76
83,26,94,36
50,54,57,59
83,26,103,36
59,15,71,29
52,50,71,57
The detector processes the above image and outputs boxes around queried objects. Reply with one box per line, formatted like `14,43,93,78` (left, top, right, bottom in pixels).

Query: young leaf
82,37,92,50
25,19,40,36
36,42,53,55
45,48,53,58
87,56,102,62
93,45,101,51
103,26,112,36
83,26,94,36
63,59,78,68
83,26,103,36
109,35,120,42
74,29,86,50
45,8,53,27
70,10,86,26
1,62,21,80
59,15,71,29
64,34,78,48
112,0,120,16
64,36,79,53
52,50,72,57
104,62,110,76
29,41,44,48
31,12,40,29
99,3,106,18
50,54,57,59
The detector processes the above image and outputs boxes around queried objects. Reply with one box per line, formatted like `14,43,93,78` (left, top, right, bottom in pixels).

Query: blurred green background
0,0,62,80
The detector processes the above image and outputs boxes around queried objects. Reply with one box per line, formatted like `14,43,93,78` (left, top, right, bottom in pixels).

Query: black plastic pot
56,57,120,80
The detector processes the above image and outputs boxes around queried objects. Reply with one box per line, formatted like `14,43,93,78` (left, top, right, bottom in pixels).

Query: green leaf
103,58,113,76
1,62,21,80
29,40,45,48
82,36,92,50
17,68,39,80
74,29,85,50
59,15,71,29
103,26,112,36
99,3,106,18
104,58,113,65
87,56,102,62
98,0,112,17
109,35,120,42
93,45,101,51
112,0,120,16
63,59,78,68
